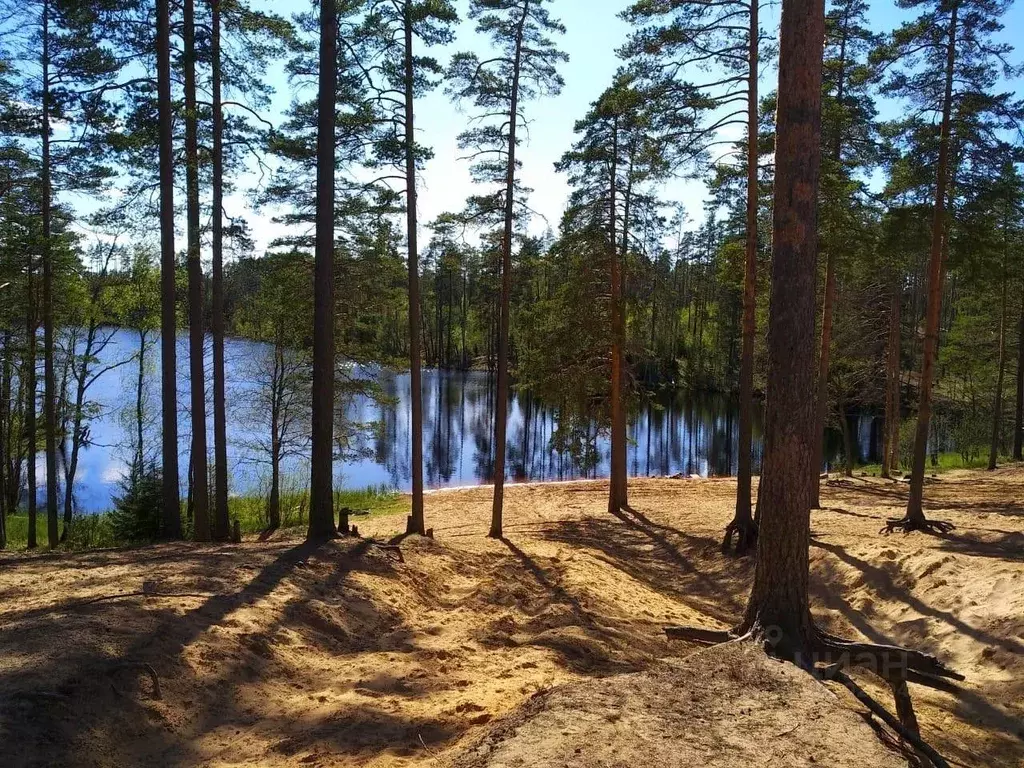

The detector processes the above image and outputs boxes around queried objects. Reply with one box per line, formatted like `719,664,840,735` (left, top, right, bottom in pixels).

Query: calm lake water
44,329,871,513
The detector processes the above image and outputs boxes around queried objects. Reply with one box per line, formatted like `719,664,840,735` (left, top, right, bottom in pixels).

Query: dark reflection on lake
57,331,861,513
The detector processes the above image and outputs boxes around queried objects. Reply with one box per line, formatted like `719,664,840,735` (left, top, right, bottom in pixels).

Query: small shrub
64,514,118,549
109,461,163,543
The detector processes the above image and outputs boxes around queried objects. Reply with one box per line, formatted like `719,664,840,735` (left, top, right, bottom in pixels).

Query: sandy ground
0,468,1022,767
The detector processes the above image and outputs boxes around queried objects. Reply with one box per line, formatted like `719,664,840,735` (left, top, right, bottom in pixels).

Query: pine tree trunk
811,252,836,502
490,0,530,539
739,0,824,650
25,261,37,549
1015,289,1024,461
724,0,759,553
41,0,59,548
309,0,338,540
608,118,625,514
904,0,958,526
404,2,426,536
989,256,1008,470
0,328,9,549
156,0,181,539
210,0,230,542
840,407,854,477
882,284,901,478
269,343,283,530
810,11,852,505
182,0,209,542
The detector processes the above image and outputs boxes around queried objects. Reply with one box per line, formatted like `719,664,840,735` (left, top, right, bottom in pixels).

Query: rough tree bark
157,0,181,539
404,1,426,537
665,1,961,759
722,0,759,554
490,0,530,540
886,0,958,535
308,0,338,541
739,0,824,645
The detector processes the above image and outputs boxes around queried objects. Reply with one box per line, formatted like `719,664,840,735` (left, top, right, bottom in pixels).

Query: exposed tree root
108,661,161,700
721,517,758,556
881,516,955,535
371,542,405,563
663,625,737,645
664,622,961,767
814,631,964,685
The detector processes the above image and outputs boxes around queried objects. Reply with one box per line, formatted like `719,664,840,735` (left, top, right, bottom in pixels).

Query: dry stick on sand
70,590,213,608
827,670,948,768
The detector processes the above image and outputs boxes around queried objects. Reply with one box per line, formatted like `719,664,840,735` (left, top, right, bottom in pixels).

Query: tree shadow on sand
0,537,467,768
535,504,750,628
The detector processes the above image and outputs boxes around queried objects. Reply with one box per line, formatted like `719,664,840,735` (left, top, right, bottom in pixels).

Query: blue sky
245,0,647,252
68,0,1021,256
234,0,1023,255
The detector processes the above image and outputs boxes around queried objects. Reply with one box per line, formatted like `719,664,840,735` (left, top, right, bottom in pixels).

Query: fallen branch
71,590,212,609
827,669,949,768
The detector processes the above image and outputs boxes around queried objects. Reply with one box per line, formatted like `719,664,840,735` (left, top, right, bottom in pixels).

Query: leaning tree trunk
210,0,230,542
183,0,210,542
490,1,529,540
888,0,958,535
308,0,338,540
988,255,1008,471
722,0,759,554
404,2,426,537
156,0,181,539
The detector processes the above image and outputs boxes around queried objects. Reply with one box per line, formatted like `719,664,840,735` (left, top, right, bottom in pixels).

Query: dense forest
0,0,1022,550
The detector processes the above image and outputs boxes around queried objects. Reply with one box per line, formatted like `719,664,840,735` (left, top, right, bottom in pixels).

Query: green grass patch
2,483,410,552
856,450,1010,477
229,483,408,535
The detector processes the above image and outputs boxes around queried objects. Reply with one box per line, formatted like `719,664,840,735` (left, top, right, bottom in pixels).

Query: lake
42,329,871,513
